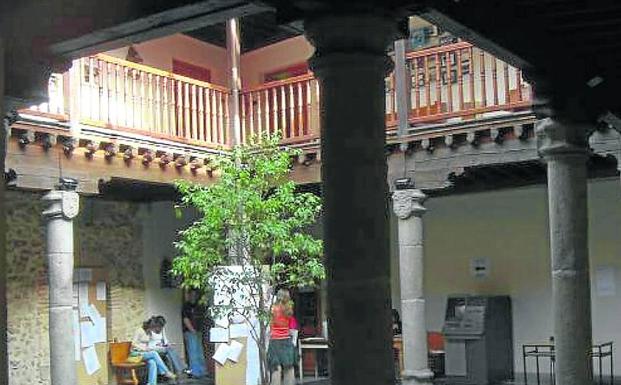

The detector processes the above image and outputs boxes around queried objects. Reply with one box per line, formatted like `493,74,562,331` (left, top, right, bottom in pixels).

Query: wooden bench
110,341,147,385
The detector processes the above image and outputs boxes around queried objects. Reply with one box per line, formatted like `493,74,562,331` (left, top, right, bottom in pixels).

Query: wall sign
470,257,490,278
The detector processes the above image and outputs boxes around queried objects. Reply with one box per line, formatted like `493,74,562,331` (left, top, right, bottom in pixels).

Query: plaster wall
105,34,228,86
390,178,621,377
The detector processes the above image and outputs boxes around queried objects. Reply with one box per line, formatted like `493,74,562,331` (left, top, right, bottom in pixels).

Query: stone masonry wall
6,191,145,385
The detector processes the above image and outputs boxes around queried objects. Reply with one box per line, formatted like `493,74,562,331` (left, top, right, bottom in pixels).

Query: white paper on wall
213,343,232,365
596,266,617,297
209,327,229,343
229,323,247,339
82,345,101,375
80,321,97,348
96,281,106,301
227,340,244,363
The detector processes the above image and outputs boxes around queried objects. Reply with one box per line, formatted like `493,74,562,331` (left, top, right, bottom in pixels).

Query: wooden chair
110,341,146,385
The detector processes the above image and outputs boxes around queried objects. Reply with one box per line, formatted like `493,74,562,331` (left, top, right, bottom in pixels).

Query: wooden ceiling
185,11,303,53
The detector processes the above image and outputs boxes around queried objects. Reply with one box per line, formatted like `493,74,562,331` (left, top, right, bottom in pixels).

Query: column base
401,369,434,385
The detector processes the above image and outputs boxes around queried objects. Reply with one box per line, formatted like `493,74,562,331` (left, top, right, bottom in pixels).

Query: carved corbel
514,124,528,140
41,133,57,150
84,141,99,158
189,158,204,171
103,143,118,160
445,134,456,149
466,131,480,146
142,150,155,165
123,146,137,161
421,138,434,153
158,152,173,167
491,128,504,144
175,155,188,168
62,137,77,155
18,130,35,147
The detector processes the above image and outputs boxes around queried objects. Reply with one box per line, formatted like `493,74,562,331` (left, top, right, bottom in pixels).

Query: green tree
173,136,324,384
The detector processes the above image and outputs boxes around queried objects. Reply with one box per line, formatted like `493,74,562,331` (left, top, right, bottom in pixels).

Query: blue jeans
141,351,170,385
184,331,207,377
163,347,184,374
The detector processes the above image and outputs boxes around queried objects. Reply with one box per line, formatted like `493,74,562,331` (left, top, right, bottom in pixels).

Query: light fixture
58,177,78,191
394,177,414,190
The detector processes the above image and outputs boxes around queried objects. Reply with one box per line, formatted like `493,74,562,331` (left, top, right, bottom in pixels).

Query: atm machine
442,295,513,385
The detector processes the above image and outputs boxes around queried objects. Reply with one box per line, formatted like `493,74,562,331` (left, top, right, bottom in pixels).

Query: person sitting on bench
148,315,186,376
131,318,177,385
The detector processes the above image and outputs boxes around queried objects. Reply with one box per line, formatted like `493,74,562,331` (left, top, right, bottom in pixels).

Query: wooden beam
49,1,271,58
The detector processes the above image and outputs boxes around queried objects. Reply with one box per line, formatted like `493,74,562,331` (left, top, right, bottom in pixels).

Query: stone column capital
392,189,426,220
304,14,398,77
42,190,80,220
536,117,590,161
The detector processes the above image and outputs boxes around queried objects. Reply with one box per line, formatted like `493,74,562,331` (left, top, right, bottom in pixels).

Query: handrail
243,73,315,93
95,54,230,93
406,41,473,59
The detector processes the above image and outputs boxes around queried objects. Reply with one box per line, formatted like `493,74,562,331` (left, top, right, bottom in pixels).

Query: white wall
389,178,621,375
141,201,199,358
105,34,228,86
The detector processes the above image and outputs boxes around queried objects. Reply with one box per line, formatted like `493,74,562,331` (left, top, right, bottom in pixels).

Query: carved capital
305,14,398,77
42,190,80,220
536,118,589,160
392,189,426,220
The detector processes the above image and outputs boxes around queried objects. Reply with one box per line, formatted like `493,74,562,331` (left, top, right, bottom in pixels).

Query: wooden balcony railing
387,42,531,128
76,54,229,148
22,42,531,150
240,74,320,145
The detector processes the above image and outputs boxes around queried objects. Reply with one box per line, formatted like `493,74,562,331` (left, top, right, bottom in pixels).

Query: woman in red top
267,289,296,385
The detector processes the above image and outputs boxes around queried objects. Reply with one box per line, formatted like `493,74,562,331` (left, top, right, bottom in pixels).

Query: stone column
392,189,433,385
537,118,592,385
0,37,8,385
305,15,398,385
42,183,79,385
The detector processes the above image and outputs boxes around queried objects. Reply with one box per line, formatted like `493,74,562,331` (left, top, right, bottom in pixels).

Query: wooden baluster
211,89,217,143
133,69,140,129
434,53,442,114
492,57,499,106
170,80,177,136
161,77,170,135
102,61,110,123
287,83,295,138
153,75,162,134
445,51,453,113
241,92,247,144
175,80,183,137
297,82,305,137
457,49,464,111
248,91,255,142
264,90,270,138
310,79,320,137
271,88,278,138
219,92,226,145
304,80,311,136
140,70,147,129
204,88,212,143
147,73,154,132
116,63,123,126
469,47,476,109
191,84,198,140
182,83,189,138
424,56,431,115
480,49,487,107
516,68,523,102
256,91,263,139
503,62,510,104
413,59,420,116
197,85,205,142
87,57,96,120
280,86,287,139
123,67,130,127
